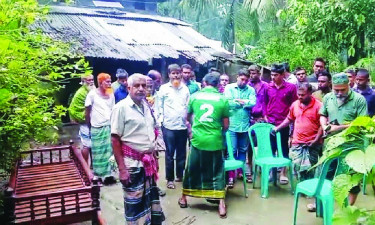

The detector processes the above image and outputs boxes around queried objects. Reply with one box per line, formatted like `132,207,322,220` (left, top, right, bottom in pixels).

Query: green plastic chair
224,132,248,198
293,156,337,225
248,123,294,198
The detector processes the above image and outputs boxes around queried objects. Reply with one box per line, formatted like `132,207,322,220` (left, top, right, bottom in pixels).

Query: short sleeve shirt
188,87,230,151
111,96,156,168
85,90,115,127
319,90,368,124
288,97,322,144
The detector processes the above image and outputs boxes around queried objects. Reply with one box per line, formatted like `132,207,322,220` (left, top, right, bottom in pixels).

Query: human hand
308,140,319,147
288,137,293,148
119,169,130,186
235,99,245,105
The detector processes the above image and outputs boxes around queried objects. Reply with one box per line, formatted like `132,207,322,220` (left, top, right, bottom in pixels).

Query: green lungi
91,125,112,178
182,145,225,199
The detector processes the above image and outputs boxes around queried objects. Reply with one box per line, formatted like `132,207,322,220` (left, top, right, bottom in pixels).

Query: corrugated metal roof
32,5,231,64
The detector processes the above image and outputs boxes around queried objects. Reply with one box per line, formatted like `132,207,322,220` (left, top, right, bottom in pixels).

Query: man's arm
224,86,241,109
111,134,129,183
309,127,323,146
274,117,293,132
320,115,349,134
222,117,229,132
187,112,193,139
154,89,164,125
243,87,257,109
85,106,91,129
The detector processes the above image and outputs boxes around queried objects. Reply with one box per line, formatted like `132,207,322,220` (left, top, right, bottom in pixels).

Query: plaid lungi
91,125,112,178
123,167,165,225
182,145,225,199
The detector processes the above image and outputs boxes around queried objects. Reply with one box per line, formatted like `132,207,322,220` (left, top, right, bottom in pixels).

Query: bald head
147,70,162,91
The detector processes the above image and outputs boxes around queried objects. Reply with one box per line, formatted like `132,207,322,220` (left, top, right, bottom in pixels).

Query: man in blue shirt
114,69,129,104
353,69,375,117
224,69,256,187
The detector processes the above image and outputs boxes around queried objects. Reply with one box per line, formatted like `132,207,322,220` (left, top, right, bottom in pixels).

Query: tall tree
285,0,375,65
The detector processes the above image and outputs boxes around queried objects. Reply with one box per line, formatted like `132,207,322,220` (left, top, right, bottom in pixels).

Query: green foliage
285,0,375,64
246,25,346,72
312,116,375,223
333,174,363,207
0,0,89,173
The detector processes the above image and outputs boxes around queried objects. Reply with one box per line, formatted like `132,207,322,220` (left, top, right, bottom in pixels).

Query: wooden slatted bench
4,143,102,225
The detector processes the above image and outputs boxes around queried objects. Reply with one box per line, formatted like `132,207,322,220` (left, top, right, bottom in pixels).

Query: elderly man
310,73,368,210
111,68,128,92
85,73,115,184
111,74,165,225
114,69,129,104
147,70,162,92
312,70,332,101
224,69,256,187
179,73,229,218
265,63,298,184
156,64,190,189
68,74,95,164
275,83,322,181
353,69,375,117
181,64,200,94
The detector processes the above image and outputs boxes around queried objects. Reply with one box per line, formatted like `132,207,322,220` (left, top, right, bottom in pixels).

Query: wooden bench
4,143,102,225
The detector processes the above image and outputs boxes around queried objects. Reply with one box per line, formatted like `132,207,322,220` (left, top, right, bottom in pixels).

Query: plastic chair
293,156,337,225
248,123,294,198
224,132,248,198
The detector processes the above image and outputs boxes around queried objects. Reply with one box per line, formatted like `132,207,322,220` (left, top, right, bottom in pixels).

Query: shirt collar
234,83,249,90
201,86,218,93
270,80,286,88
354,86,373,95
299,96,316,109
168,82,183,90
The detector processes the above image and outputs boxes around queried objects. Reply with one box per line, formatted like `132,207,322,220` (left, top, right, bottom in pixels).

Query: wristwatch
324,124,331,132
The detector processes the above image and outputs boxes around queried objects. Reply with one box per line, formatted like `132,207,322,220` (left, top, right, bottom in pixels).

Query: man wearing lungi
111,73,165,225
179,73,230,218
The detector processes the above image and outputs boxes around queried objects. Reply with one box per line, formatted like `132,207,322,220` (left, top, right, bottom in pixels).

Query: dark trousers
270,126,290,158
162,126,188,181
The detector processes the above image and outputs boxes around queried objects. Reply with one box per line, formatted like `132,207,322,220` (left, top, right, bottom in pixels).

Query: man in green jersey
178,73,230,219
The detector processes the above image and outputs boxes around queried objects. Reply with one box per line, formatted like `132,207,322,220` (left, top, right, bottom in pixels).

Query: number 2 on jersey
199,104,214,122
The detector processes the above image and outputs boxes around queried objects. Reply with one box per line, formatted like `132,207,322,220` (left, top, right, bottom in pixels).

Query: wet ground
60,125,375,225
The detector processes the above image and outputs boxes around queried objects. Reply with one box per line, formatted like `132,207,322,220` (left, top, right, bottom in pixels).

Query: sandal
167,181,175,189
307,203,316,212
279,176,289,185
158,187,166,197
246,175,253,183
227,178,234,189
178,198,188,208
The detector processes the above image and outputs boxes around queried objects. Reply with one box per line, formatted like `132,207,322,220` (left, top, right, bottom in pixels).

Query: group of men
68,58,375,223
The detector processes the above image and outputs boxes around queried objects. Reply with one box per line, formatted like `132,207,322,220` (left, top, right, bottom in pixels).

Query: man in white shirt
156,64,190,189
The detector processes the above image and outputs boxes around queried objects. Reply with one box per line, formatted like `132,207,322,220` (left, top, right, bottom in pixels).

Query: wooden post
91,176,100,225
4,187,15,224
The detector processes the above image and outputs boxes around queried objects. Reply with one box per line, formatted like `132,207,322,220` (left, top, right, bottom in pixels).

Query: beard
87,84,95,90
336,94,348,104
